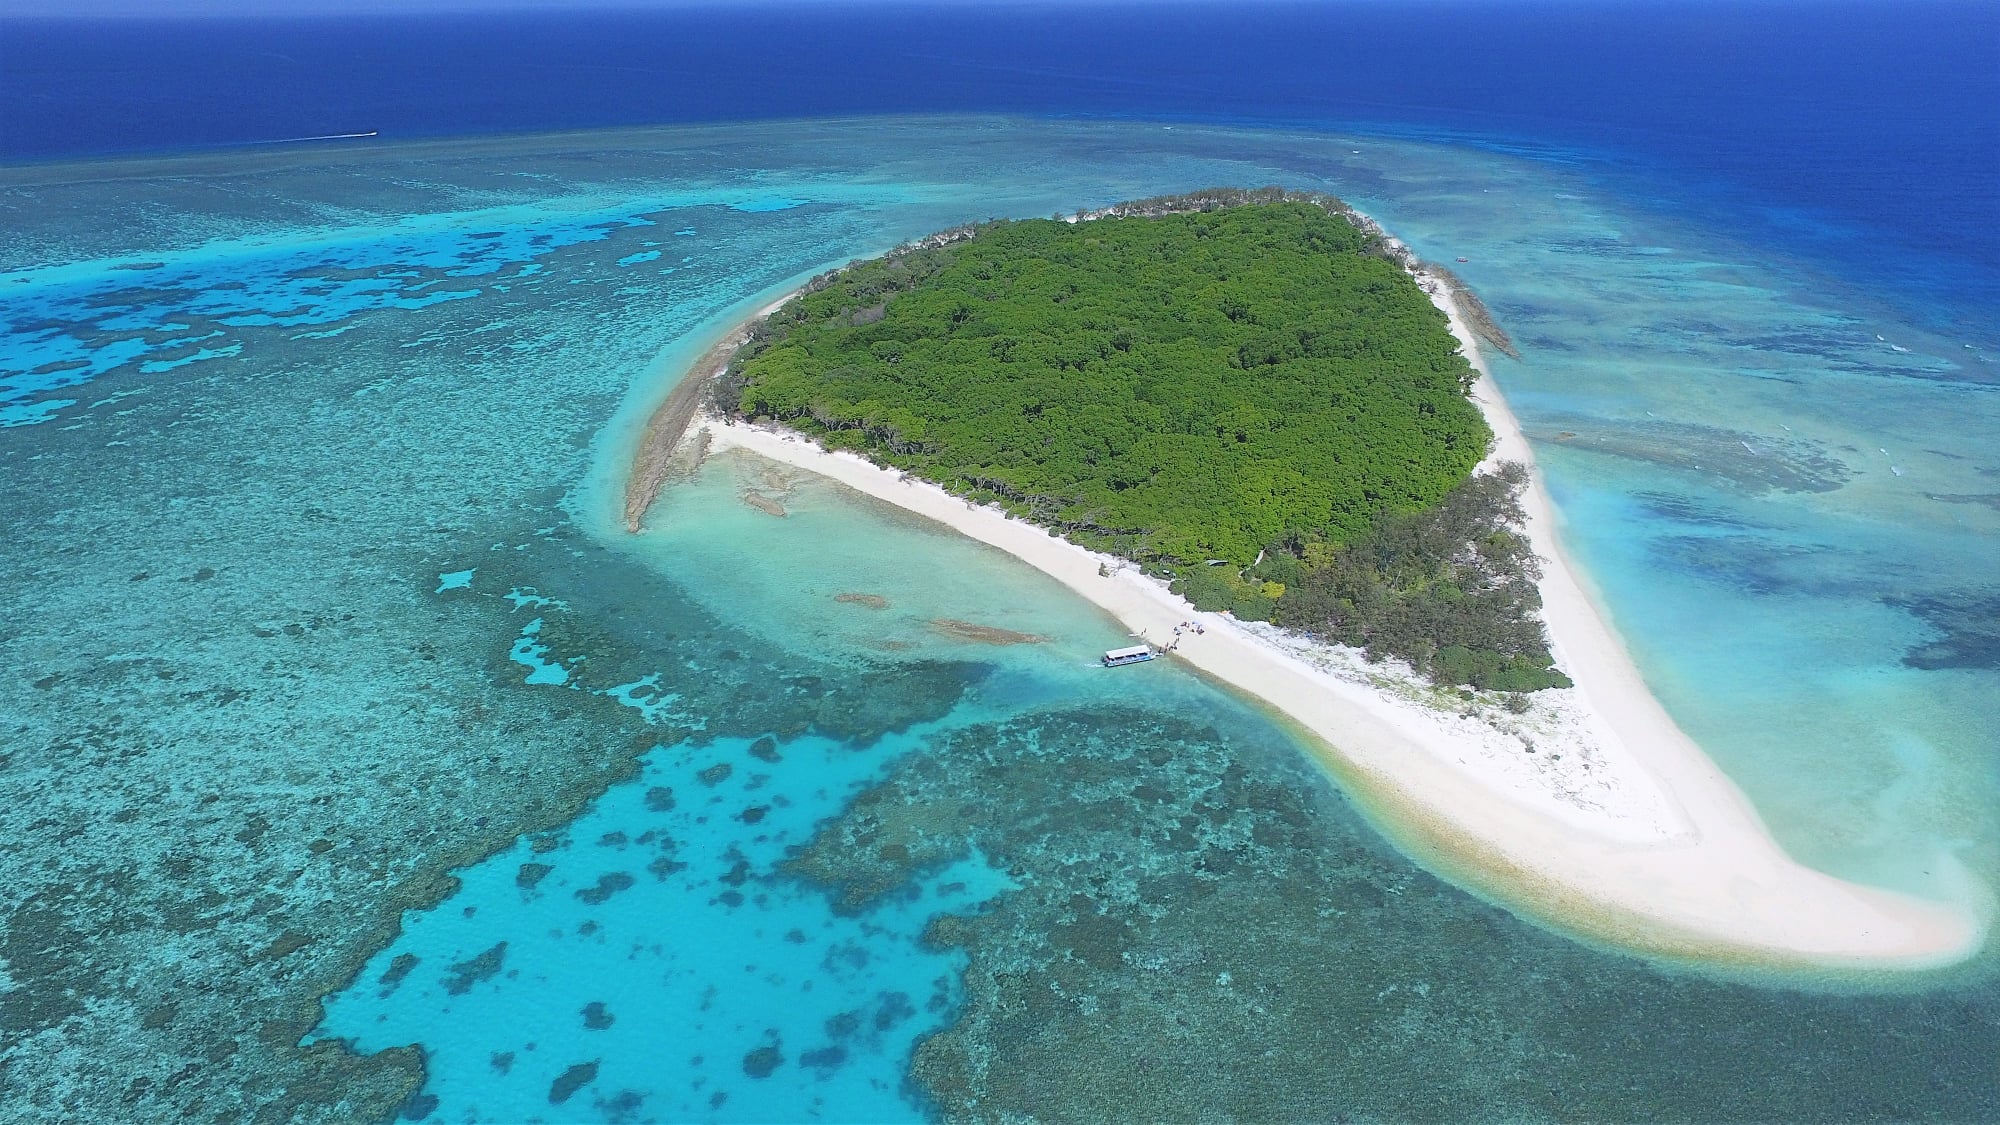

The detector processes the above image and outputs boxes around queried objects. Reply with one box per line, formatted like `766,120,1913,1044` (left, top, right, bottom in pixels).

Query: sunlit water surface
3,119,1995,1122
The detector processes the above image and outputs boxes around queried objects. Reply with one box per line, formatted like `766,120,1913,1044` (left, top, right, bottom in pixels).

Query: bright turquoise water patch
138,341,243,374
0,181,900,425
4,119,1996,1123
0,398,72,426
317,728,1010,1123
502,586,562,611
509,618,574,687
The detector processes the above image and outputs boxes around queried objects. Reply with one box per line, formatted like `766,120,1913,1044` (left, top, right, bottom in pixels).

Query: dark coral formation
1894,593,2000,670
441,944,507,997
0,493,977,1123
741,1042,784,1079
788,707,2000,1122
547,1060,599,1105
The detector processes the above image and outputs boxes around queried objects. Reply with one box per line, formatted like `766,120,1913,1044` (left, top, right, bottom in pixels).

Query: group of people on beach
1164,619,1206,652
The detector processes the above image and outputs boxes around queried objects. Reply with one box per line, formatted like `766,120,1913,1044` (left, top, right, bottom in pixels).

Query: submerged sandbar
621,200,1987,971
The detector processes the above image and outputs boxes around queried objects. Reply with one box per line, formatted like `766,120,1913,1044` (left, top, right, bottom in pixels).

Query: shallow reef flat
2,118,1997,1122
797,708,2000,1122
0,132,990,1121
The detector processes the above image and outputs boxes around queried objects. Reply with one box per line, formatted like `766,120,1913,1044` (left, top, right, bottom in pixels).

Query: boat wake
243,130,379,146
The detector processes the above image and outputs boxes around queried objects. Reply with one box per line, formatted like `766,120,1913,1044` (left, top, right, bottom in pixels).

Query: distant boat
1101,645,1155,667
245,130,379,147
1456,257,1470,263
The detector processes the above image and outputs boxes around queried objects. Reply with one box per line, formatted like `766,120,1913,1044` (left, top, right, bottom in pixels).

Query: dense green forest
1267,465,1570,693
724,193,1567,690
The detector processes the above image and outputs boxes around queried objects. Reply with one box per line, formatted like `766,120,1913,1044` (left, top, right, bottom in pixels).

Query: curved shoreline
620,249,1988,973
624,293,798,531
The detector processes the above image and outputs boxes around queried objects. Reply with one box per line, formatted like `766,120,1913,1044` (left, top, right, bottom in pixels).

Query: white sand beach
633,262,1987,972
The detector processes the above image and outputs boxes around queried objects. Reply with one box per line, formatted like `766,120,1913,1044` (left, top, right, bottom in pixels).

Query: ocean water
2,4,1997,1121
5,116,1996,1124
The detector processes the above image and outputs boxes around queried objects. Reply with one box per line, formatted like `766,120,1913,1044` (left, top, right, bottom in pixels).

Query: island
623,190,1984,971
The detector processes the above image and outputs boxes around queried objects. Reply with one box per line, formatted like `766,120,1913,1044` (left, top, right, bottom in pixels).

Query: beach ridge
622,243,1986,973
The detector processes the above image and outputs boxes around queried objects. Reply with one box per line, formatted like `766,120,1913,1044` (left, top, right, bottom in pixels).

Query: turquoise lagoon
2,119,1996,1121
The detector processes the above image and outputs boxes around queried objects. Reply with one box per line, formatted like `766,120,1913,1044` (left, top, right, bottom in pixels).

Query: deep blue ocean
6,0,1997,292
5,3,2000,1122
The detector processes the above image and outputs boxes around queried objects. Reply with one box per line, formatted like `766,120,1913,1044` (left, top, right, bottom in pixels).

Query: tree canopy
725,195,1565,690
729,200,1487,565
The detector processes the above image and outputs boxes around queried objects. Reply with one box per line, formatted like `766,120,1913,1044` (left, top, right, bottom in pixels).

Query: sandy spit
625,246,1987,973
624,291,800,531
